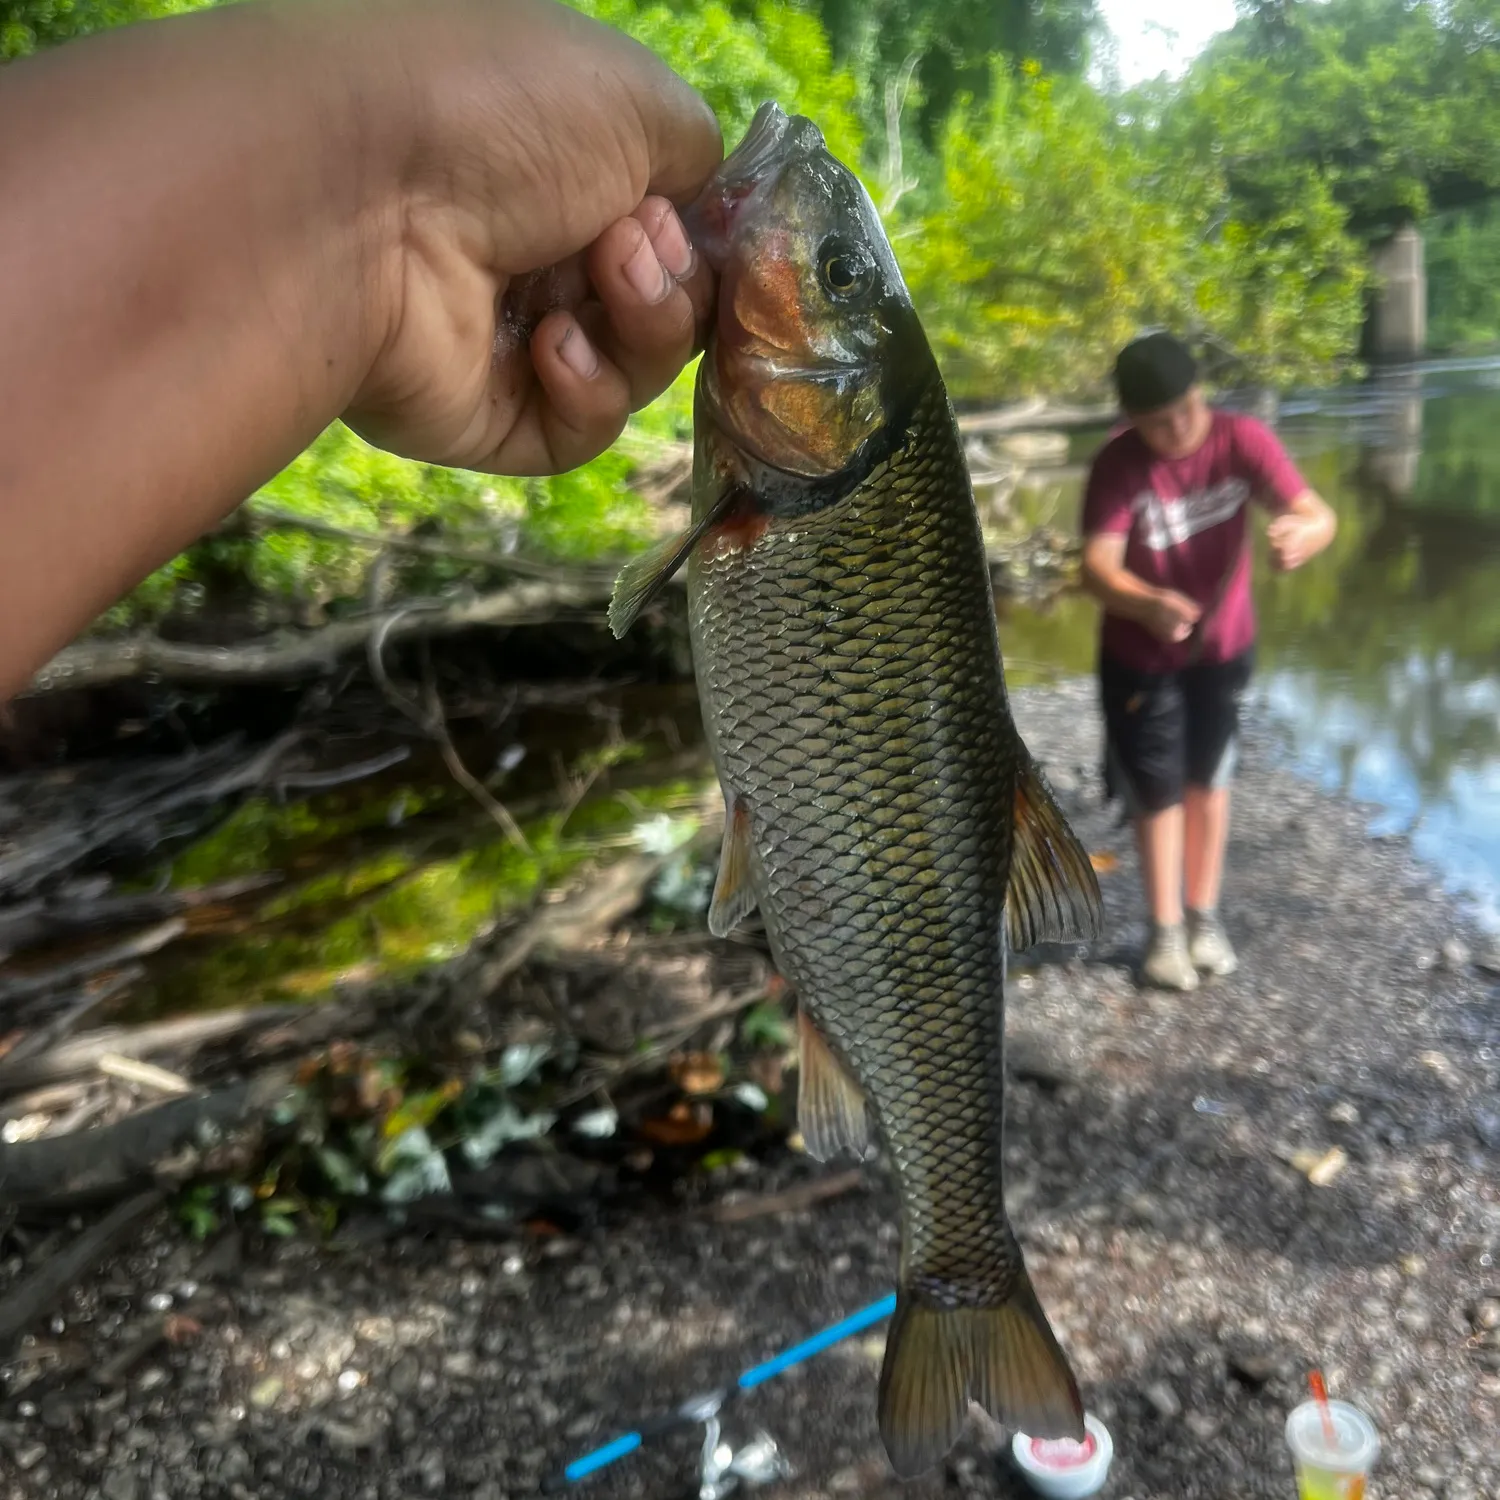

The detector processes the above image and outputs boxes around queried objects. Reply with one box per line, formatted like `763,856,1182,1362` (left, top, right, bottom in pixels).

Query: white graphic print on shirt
1131,478,1250,552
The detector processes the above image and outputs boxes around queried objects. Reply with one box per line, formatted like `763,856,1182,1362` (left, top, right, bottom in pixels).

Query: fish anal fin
1006,741,1105,952
707,796,757,938
796,1008,872,1163
877,1269,1084,1479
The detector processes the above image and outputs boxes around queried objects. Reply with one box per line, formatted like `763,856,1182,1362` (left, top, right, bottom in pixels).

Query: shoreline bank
1,677,1497,1500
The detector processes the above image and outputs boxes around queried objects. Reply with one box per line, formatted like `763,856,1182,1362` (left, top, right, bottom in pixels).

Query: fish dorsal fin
1005,741,1105,952
607,485,748,639
796,1007,874,1162
707,795,758,937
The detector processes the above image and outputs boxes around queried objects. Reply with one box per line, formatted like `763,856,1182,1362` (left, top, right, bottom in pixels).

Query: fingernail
623,232,674,304
557,321,599,380
651,207,696,281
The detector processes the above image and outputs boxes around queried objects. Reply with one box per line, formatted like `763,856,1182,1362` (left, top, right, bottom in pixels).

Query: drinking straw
1308,1369,1339,1448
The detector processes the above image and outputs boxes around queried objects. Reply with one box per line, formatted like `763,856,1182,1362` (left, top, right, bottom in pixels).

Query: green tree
1173,0,1500,235
0,0,208,59
898,61,1366,400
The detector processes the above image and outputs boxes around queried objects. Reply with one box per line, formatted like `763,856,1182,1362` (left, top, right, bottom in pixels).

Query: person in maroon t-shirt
1081,331,1337,991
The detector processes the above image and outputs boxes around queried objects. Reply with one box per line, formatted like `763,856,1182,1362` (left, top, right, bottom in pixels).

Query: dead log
0,1069,291,1205
28,579,612,695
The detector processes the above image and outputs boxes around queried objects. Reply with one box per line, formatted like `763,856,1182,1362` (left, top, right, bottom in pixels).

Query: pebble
1144,1380,1181,1419
389,1355,421,1397
248,1377,283,1409
1439,938,1472,970
102,1471,139,1500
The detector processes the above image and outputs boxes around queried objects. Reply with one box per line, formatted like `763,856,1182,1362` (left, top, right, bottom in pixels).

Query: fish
608,101,1104,1477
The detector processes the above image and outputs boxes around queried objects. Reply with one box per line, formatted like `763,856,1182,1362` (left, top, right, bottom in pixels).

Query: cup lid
1284,1400,1380,1472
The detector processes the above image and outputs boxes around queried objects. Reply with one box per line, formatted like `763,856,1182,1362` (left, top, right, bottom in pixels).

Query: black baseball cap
1113,331,1199,415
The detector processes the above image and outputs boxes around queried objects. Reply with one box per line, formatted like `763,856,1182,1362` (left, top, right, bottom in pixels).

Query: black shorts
1099,647,1254,815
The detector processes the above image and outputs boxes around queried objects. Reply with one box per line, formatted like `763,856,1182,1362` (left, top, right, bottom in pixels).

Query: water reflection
1001,356,1500,933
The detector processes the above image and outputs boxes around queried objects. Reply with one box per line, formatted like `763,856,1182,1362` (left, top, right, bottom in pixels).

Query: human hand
1266,512,1322,571
1141,589,1202,644
345,0,723,475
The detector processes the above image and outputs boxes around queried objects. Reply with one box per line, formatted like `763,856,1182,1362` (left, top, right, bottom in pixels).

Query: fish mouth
685,102,825,271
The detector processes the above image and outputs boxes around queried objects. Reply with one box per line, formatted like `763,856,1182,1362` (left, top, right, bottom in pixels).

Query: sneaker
1187,909,1238,977
1141,923,1199,991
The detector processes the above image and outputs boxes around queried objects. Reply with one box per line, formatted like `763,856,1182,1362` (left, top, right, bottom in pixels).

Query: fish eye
818,240,874,301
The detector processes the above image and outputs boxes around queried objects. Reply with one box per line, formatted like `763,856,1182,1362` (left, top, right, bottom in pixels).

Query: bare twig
272,746,412,794
363,612,531,853
97,1053,194,1096
705,1168,868,1223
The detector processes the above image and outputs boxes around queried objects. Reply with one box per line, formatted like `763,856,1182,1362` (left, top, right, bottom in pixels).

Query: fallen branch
0,969,143,1071
0,1189,166,1349
0,873,281,960
0,917,186,1004
0,732,300,899
0,1005,303,1096
0,1069,291,1205
705,1167,868,1223
28,580,610,694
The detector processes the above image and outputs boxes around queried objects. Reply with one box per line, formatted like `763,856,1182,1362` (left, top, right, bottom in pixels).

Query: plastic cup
1010,1413,1114,1499
1284,1399,1380,1500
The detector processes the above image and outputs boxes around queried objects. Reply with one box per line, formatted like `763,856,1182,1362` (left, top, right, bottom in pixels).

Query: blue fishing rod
543,1291,897,1490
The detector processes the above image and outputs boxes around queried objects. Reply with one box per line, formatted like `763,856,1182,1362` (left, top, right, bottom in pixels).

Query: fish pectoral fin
707,795,758,937
1006,740,1105,952
606,486,746,638
796,1007,873,1162
877,1271,1084,1479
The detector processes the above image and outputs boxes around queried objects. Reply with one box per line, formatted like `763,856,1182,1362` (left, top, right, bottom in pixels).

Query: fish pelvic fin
707,795,758,937
795,1007,873,1162
1006,739,1105,952
877,1271,1084,1478
606,486,747,638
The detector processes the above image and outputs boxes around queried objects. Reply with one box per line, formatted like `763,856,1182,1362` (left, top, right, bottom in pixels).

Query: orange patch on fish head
714,230,884,478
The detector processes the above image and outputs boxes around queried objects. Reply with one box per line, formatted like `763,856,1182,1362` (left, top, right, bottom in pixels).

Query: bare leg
1184,783,1231,913
1134,804,1185,926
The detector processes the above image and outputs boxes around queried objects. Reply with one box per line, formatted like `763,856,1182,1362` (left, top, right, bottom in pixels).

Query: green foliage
1169,0,1500,235
0,0,208,59
570,0,865,169
1427,205,1500,353
898,61,1368,399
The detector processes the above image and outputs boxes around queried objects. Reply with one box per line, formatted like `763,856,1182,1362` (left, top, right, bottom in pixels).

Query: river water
1000,355,1500,936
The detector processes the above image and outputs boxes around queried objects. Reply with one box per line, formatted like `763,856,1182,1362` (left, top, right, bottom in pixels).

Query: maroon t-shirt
1080,409,1307,673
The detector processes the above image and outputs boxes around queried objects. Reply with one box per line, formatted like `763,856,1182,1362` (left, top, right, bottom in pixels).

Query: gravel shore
2,677,1497,1500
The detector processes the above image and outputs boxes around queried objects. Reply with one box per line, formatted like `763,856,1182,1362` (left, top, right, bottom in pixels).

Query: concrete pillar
1368,226,1426,362
1358,367,1424,499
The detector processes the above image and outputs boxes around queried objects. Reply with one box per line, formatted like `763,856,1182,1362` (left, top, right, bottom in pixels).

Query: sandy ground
2,678,1498,1500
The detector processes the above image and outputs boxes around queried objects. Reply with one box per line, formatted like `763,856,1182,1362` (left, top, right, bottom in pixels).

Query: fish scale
689,375,1022,1295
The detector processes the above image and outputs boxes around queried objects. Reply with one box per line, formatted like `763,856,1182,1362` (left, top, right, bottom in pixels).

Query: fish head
687,102,922,479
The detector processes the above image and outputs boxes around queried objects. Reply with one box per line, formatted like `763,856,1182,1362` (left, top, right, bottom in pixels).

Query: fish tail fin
877,1270,1084,1478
